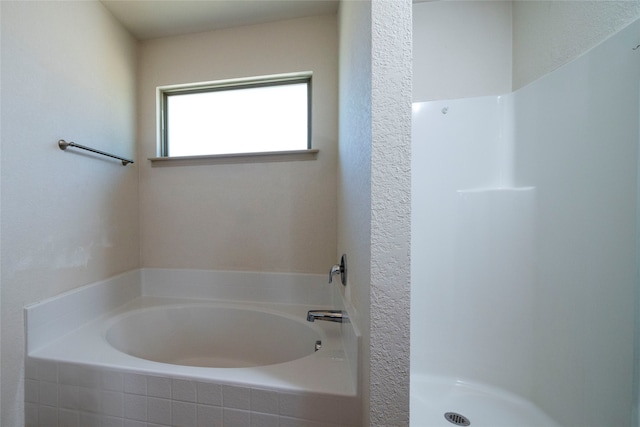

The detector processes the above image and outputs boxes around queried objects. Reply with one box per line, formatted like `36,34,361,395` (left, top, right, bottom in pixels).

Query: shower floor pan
410,375,561,427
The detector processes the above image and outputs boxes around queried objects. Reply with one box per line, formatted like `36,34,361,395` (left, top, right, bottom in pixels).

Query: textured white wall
338,1,412,424
137,15,338,274
413,1,512,102
513,0,640,89
369,0,412,425
0,1,138,425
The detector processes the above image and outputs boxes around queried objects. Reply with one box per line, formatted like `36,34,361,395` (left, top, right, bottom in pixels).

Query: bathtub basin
106,304,321,368
28,296,356,396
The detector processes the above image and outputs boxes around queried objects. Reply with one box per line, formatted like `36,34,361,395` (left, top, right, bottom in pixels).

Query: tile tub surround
24,360,361,427
25,269,361,426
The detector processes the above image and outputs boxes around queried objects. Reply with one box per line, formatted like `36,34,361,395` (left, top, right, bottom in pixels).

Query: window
160,73,311,158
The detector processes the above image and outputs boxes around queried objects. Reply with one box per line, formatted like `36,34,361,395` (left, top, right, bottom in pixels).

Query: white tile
59,384,79,409
172,378,197,402
250,388,278,414
102,371,125,391
39,381,58,407
79,387,101,413
25,402,39,427
147,397,171,425
39,405,58,427
25,379,39,404
251,412,278,427
279,393,340,423
79,411,101,427
172,401,197,427
278,416,331,427
222,408,251,427
124,393,147,421
58,409,79,427
222,385,250,410
59,363,80,385
101,390,124,417
197,381,222,406
25,358,39,380
147,376,171,399
123,374,147,395
102,416,124,427
78,366,101,388
196,404,223,427
37,360,58,382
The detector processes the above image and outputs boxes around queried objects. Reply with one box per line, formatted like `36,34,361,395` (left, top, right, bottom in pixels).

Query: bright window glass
162,77,310,157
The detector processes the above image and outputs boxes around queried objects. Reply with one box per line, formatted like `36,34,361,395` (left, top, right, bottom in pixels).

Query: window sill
149,149,319,166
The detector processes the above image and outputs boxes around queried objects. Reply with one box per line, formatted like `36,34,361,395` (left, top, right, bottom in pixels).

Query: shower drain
444,412,471,426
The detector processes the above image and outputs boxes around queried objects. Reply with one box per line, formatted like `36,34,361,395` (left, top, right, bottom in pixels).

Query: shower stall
411,16,640,427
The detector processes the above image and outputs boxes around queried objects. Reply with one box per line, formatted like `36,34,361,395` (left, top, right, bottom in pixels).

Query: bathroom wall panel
513,18,640,427
137,15,338,275
412,3,640,426
411,97,506,382
411,96,535,398
412,19,640,424
453,187,535,396
0,2,139,425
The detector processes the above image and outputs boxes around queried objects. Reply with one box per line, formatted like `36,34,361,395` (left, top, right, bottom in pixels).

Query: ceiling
100,0,340,40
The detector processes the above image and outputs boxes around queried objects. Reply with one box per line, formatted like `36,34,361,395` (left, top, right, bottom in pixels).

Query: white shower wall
411,96,536,399
412,17,640,427
515,18,640,427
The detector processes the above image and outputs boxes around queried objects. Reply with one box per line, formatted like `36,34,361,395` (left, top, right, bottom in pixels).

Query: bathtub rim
28,295,357,397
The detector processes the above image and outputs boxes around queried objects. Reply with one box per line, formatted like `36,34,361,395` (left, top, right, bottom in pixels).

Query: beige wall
137,15,339,273
0,1,139,425
513,0,640,89
413,1,512,102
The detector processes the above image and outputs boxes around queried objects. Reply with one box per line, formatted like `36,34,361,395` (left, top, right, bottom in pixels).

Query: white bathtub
106,303,323,368
25,269,361,426
30,296,353,394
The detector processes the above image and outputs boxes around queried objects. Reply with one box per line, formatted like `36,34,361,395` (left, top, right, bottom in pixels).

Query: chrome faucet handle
329,264,341,283
328,254,347,286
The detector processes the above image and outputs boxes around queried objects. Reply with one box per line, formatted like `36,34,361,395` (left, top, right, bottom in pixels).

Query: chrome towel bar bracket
58,139,134,166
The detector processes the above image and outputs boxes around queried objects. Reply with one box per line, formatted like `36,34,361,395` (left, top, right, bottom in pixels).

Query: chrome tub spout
306,309,346,323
